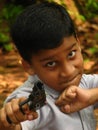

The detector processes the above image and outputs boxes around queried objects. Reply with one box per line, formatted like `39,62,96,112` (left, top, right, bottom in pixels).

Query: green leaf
4,44,13,51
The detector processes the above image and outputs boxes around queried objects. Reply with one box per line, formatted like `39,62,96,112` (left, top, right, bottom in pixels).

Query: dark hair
11,1,76,63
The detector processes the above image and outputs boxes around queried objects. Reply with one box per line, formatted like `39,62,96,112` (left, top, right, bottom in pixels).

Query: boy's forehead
32,36,79,60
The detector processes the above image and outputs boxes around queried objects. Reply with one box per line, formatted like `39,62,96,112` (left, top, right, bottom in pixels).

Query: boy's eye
68,50,76,59
46,61,56,67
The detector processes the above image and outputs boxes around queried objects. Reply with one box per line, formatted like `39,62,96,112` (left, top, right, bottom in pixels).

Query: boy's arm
55,86,98,113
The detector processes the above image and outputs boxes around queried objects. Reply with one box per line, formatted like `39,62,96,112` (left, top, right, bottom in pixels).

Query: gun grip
19,98,29,114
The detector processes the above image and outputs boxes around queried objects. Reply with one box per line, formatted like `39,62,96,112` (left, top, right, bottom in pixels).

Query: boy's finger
11,98,28,122
5,98,29,124
0,108,11,127
55,86,77,106
55,98,68,106
27,111,38,120
5,102,17,124
55,94,76,106
17,98,38,121
60,104,71,113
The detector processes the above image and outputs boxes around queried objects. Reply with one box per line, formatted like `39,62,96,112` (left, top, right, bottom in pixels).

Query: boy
0,1,98,130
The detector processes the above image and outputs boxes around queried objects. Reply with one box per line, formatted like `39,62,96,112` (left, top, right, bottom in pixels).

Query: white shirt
5,74,98,130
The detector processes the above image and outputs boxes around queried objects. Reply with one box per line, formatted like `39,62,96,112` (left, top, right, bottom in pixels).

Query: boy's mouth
59,74,81,87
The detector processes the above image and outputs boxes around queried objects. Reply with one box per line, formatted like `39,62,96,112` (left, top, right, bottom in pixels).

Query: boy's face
30,36,83,92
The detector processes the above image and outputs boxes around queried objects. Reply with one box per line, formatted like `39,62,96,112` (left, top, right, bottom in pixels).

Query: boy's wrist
88,88,98,105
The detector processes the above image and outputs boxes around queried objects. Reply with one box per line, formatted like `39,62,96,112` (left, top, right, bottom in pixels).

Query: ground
0,50,28,107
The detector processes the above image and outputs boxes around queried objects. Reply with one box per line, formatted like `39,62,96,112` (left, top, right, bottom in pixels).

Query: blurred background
0,0,98,128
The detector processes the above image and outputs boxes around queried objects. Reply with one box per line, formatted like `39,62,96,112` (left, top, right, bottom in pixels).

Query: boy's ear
21,59,35,75
76,37,81,51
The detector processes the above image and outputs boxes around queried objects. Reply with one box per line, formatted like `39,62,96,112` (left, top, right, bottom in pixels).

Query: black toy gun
7,81,46,124
19,81,46,113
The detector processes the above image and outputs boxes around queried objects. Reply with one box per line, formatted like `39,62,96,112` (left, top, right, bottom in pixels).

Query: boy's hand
0,97,38,127
55,86,94,113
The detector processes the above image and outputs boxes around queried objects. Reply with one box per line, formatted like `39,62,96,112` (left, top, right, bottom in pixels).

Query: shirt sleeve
4,77,34,104
21,120,36,130
80,74,98,89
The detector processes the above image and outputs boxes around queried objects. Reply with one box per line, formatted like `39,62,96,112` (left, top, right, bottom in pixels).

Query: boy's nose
60,62,75,78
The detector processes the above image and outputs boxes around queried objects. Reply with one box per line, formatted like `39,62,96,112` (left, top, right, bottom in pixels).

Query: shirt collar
28,75,60,99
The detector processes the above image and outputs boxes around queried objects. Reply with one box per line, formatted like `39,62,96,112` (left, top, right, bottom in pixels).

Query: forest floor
0,18,98,129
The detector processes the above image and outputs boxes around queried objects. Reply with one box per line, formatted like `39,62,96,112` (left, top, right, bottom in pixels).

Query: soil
0,50,28,107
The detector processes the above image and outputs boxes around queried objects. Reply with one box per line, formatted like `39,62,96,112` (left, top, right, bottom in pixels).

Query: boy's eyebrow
40,42,77,62
66,42,76,51
40,56,54,62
